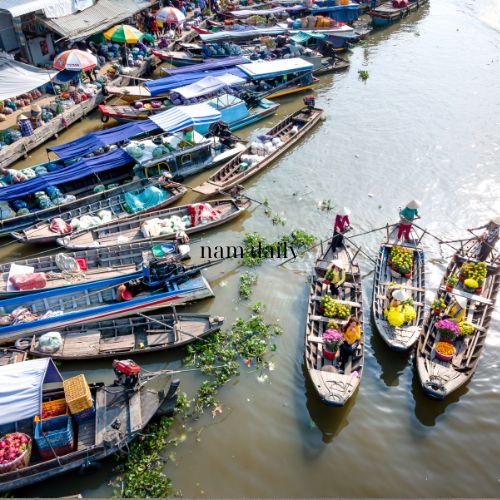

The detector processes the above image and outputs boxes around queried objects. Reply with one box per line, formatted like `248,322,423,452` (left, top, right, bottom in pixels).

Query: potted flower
434,341,456,362
431,298,446,316
435,319,460,342
463,278,479,293
324,269,334,285
457,321,474,337
389,246,414,278
446,274,458,292
322,329,343,361
386,308,405,327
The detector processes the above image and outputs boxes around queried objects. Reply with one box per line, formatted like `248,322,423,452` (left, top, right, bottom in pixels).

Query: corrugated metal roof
0,0,64,17
39,0,152,41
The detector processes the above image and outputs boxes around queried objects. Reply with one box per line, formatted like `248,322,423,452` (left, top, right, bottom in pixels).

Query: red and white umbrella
156,7,186,24
53,49,97,71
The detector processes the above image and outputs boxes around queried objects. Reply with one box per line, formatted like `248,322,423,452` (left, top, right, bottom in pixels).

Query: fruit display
389,245,414,276
41,398,68,420
0,433,32,473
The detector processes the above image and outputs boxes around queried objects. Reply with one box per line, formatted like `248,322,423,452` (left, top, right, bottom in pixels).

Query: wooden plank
146,332,171,346
77,419,95,450
95,388,106,446
439,286,492,305
312,296,361,308
99,334,135,352
61,331,100,356
128,390,142,433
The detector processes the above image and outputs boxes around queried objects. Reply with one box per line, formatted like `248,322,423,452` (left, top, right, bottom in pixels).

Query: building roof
0,0,82,18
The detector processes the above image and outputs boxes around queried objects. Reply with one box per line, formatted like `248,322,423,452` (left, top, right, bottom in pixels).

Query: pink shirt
334,215,350,233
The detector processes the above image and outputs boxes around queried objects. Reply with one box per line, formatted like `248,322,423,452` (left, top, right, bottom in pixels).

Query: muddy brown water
5,0,500,496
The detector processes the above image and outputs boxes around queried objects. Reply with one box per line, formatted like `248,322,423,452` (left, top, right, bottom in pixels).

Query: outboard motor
207,120,237,148
238,90,262,110
142,258,184,286
113,359,141,388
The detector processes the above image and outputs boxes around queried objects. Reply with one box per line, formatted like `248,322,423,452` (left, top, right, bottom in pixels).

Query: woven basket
63,374,93,414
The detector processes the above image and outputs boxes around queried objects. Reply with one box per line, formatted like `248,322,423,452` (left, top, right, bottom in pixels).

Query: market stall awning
48,120,157,159
0,57,58,101
0,358,63,426
237,58,314,79
0,148,134,201
171,74,246,99
38,0,153,41
149,103,222,134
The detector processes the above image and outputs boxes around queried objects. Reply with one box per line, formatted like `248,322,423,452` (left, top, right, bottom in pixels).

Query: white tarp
0,57,57,100
237,57,313,79
172,74,246,99
0,358,63,426
0,0,85,18
149,102,221,133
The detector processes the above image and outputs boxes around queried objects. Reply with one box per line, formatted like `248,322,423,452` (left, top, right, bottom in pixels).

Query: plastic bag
38,332,62,353
49,218,72,234
123,186,168,214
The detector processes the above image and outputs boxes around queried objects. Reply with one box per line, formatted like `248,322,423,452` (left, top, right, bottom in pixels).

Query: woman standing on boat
397,199,421,241
331,207,351,251
469,217,500,261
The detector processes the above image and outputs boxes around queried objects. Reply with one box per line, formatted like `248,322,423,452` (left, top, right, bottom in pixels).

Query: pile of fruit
41,400,67,420
0,433,31,471
320,296,351,319
389,246,414,276
435,341,456,357
459,261,487,286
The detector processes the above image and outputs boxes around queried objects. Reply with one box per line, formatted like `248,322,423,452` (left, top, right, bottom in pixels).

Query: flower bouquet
389,246,414,278
446,274,458,291
431,297,446,316
322,329,343,360
434,341,456,362
435,319,460,342
458,321,474,337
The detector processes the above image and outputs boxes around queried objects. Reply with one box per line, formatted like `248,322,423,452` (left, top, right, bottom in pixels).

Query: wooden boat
0,358,179,493
105,84,152,102
0,347,26,365
12,181,187,244
57,198,250,251
304,238,364,406
369,0,429,27
0,261,216,345
416,238,500,399
193,106,323,196
26,312,224,361
371,228,426,351
152,43,240,67
98,102,170,123
0,242,181,299
307,55,350,75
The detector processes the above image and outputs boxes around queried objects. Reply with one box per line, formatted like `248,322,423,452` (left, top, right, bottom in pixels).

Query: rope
348,222,398,239
411,222,459,253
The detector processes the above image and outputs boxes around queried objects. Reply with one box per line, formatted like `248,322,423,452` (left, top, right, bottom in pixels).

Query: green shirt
399,207,418,222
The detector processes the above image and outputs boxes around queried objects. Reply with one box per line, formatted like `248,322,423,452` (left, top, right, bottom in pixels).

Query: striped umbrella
156,7,186,24
104,24,144,44
53,49,97,71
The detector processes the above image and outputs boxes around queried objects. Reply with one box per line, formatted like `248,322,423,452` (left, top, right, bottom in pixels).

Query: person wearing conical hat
444,295,467,324
469,217,500,262
331,206,351,251
325,259,346,299
398,199,421,241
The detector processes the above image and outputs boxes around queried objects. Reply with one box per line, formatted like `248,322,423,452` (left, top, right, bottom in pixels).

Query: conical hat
454,295,467,309
406,199,421,209
329,259,346,270
337,207,351,216
491,215,500,225
392,289,409,301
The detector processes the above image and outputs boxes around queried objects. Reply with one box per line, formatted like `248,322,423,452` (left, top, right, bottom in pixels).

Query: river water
9,0,500,496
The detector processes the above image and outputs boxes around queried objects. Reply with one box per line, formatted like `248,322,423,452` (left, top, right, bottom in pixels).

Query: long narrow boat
25,312,224,360
193,106,323,196
0,347,26,365
0,358,179,493
12,181,187,244
416,238,500,399
57,198,250,251
0,261,216,345
0,242,180,298
369,0,429,27
305,238,364,406
371,227,426,351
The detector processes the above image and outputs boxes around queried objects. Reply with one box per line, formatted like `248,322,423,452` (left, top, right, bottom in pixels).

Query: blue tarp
149,102,221,132
0,148,133,202
146,68,247,96
48,120,158,160
162,56,248,76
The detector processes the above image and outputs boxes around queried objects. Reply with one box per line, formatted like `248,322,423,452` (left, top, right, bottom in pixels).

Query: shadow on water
410,363,467,427
369,314,412,387
302,363,357,445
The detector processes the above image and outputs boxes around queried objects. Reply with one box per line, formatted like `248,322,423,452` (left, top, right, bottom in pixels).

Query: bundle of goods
123,186,168,214
245,15,267,26
393,0,409,7
69,210,114,232
141,214,192,238
34,415,74,460
188,203,222,227
0,306,63,327
9,272,47,291
38,332,63,354
0,163,64,187
0,433,32,472
63,374,95,423
0,128,22,146
315,16,336,28
202,42,242,57
237,136,285,170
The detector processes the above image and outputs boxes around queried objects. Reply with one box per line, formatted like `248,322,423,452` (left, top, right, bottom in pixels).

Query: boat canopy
205,94,248,126
290,31,327,44
199,26,287,42
0,149,134,202
0,358,63,426
149,102,222,132
48,120,158,160
162,56,248,75
171,74,246,99
229,5,304,17
146,68,247,96
237,58,314,79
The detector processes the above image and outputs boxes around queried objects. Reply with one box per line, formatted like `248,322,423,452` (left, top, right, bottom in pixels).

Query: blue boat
0,260,215,345
369,0,429,27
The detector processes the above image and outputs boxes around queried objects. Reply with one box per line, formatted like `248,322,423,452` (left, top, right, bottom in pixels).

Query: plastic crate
73,403,95,424
41,398,68,421
35,416,74,461
63,374,93,414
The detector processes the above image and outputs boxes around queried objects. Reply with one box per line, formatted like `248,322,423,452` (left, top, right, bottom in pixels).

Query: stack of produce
0,433,32,472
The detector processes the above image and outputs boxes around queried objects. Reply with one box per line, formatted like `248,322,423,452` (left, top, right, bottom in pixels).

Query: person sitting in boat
331,207,351,251
338,316,361,372
384,289,409,316
444,295,466,323
398,199,421,241
469,217,500,262
117,279,145,302
325,259,346,298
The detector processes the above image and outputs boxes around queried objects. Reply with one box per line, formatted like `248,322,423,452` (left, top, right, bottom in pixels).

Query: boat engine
113,359,141,388
207,120,238,148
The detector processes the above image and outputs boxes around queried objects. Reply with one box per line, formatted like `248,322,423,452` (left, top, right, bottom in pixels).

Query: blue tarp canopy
0,148,133,201
48,120,158,160
146,68,247,96
238,58,313,79
149,102,221,133
0,359,63,426
162,56,248,76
